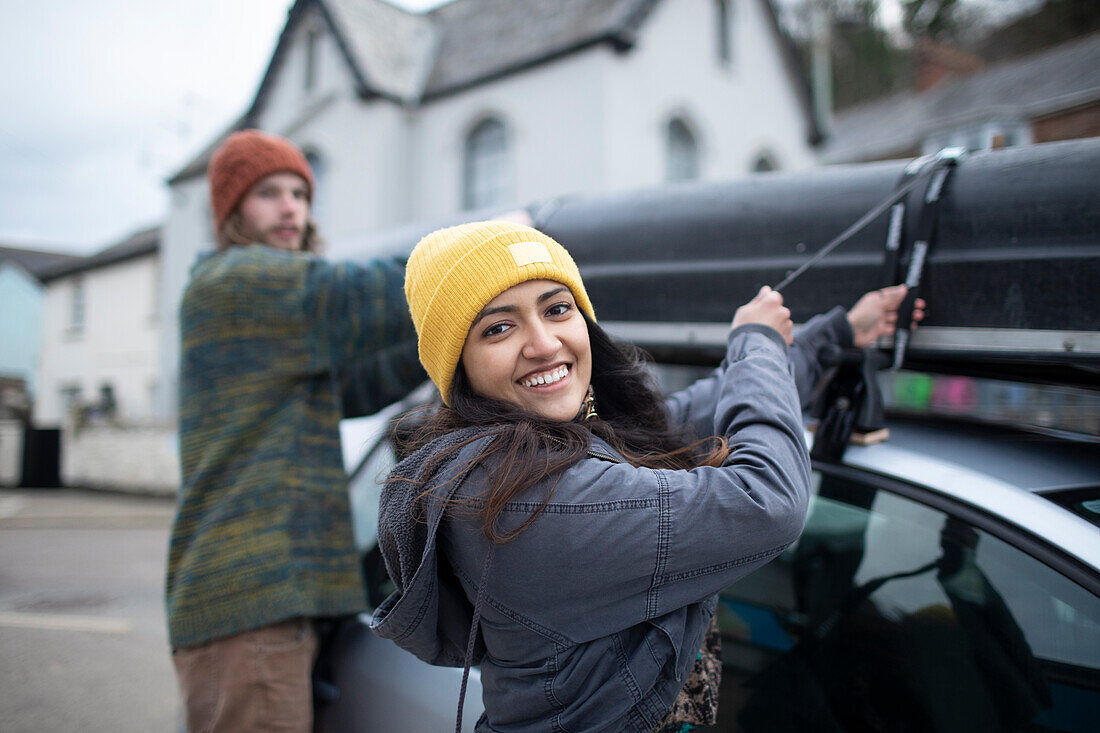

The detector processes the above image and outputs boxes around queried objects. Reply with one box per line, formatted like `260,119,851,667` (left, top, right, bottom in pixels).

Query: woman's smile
519,363,570,388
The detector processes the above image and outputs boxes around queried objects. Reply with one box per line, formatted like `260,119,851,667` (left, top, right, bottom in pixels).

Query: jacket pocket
645,598,716,684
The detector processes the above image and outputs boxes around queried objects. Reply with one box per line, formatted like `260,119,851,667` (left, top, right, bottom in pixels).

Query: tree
832,0,909,108
786,0,910,109
902,0,964,42
975,0,1100,61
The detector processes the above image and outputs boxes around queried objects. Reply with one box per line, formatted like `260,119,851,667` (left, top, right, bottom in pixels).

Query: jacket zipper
586,449,623,464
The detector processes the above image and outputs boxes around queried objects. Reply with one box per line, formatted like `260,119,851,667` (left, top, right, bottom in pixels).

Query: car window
719,470,1100,733
1040,488,1100,530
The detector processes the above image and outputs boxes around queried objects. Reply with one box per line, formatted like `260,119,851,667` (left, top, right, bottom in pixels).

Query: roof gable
246,0,381,118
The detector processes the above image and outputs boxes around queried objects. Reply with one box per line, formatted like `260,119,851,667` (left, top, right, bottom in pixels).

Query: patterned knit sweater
165,244,424,649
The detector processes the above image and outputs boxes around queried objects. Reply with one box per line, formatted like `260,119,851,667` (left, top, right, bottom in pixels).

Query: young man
165,130,424,733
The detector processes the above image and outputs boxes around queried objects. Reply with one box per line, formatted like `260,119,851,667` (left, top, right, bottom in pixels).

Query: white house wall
411,48,607,221
604,0,814,188
36,254,161,427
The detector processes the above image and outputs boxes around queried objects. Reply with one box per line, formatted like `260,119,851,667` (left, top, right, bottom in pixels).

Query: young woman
371,220,897,732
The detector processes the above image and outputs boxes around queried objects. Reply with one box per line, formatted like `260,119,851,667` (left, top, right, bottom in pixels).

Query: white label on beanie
508,242,552,267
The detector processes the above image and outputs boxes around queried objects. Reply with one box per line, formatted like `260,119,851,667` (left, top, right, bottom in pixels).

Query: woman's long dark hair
399,314,729,542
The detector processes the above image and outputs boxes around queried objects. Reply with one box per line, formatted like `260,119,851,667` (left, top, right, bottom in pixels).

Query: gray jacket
372,313,848,732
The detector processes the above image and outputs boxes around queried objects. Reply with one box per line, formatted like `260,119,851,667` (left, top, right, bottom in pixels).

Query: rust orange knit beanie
208,129,314,229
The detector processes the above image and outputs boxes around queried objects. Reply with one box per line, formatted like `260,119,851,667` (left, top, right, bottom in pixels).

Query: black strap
881,153,935,286
456,541,496,733
891,149,964,370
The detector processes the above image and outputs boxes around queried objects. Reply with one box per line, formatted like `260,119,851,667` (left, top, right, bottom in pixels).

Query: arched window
463,117,511,210
752,150,779,173
666,117,699,182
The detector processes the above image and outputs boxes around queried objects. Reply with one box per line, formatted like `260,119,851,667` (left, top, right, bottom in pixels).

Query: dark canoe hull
535,140,1099,384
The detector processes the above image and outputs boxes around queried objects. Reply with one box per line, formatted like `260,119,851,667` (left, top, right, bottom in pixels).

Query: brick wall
1032,102,1100,143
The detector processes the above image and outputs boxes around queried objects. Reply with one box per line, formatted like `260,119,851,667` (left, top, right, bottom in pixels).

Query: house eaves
0,245,83,282
38,226,161,282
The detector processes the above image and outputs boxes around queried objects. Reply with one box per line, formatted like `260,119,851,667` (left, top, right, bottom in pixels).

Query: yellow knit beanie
405,221,595,404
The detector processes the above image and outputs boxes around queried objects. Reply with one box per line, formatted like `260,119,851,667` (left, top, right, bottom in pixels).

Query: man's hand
732,286,793,345
847,284,926,349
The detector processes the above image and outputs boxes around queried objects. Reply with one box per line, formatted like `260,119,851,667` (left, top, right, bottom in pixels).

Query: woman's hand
732,286,793,345
847,284,926,348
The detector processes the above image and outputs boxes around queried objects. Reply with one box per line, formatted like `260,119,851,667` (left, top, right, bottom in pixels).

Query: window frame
665,116,700,183
462,116,511,211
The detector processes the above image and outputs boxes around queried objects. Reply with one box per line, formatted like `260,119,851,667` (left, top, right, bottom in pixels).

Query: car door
715,466,1100,732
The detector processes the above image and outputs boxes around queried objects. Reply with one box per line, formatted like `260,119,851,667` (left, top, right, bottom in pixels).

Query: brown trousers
172,618,319,733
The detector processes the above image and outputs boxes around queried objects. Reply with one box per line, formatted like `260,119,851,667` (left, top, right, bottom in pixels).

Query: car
315,140,1099,731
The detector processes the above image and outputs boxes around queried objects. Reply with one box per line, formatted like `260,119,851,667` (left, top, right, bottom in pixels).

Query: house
157,0,823,421
821,32,1100,164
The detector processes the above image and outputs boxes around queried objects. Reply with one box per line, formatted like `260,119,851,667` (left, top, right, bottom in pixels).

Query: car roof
869,417,1099,492
832,416,1100,573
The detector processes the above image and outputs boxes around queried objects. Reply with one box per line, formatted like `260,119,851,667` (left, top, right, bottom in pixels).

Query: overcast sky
0,0,449,254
